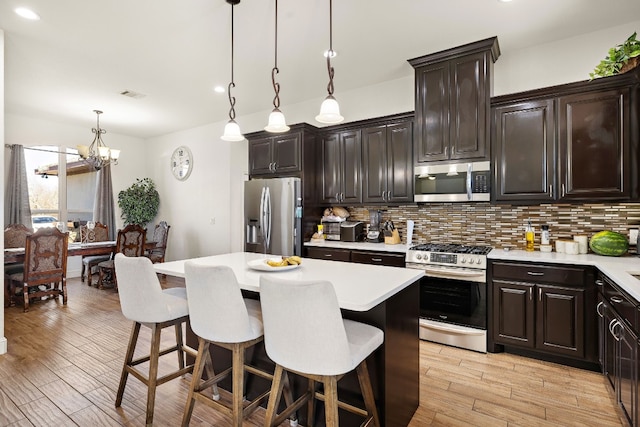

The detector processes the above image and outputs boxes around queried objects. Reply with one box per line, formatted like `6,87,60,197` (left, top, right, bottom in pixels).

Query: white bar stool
182,262,296,427
114,253,194,426
260,276,383,427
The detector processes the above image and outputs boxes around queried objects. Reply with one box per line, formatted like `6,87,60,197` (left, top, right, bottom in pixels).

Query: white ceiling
2,0,640,139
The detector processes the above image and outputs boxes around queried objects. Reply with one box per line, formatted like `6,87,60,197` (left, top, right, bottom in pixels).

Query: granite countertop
154,252,423,312
304,239,410,253
489,249,640,302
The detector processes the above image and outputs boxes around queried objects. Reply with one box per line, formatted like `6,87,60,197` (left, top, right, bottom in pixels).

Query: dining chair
97,224,146,290
260,275,383,427
6,227,68,312
145,221,170,264
114,253,194,426
80,222,110,286
4,224,33,308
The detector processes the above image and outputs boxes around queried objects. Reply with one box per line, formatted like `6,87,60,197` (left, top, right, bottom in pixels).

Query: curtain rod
5,144,80,156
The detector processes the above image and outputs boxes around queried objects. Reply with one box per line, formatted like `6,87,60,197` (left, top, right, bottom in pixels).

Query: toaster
340,221,364,242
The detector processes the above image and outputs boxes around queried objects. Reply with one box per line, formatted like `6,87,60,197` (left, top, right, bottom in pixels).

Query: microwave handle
466,163,472,200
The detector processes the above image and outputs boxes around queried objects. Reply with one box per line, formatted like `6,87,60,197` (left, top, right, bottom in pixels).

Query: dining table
154,251,423,427
4,240,118,264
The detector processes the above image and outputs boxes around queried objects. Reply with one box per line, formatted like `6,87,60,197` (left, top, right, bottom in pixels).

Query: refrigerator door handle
259,186,267,251
264,186,272,251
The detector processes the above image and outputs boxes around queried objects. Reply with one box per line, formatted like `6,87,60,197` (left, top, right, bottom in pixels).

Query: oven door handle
420,319,486,336
423,266,485,279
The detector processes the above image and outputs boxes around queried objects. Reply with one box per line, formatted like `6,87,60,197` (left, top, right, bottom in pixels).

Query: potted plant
118,178,160,227
590,32,640,79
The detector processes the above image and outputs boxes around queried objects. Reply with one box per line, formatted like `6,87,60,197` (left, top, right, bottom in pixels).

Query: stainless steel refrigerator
244,177,302,256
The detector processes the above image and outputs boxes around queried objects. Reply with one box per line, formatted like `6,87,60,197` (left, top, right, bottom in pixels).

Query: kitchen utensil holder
384,229,401,245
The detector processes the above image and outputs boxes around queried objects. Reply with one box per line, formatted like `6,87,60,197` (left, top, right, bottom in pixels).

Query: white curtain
4,144,32,227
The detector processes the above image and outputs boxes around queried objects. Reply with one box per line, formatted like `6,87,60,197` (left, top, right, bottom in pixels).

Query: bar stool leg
323,376,339,427
182,337,209,427
146,324,162,426
357,361,380,427
231,343,245,427
175,323,185,373
264,364,285,426
307,378,316,427
116,322,141,407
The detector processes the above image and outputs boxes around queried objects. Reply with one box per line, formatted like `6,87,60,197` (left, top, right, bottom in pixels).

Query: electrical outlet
210,217,216,225
630,229,639,245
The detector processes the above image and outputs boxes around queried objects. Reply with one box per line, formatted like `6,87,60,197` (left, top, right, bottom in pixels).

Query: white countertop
304,239,410,253
489,249,640,302
154,252,423,312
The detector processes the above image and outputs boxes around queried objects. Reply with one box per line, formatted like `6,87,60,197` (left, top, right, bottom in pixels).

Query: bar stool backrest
259,276,352,376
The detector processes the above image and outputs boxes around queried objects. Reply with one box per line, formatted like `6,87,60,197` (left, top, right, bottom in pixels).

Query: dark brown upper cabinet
248,133,301,176
409,37,500,164
362,119,413,204
492,70,639,203
319,129,362,205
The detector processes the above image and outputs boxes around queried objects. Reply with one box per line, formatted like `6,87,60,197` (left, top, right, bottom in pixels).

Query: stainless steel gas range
405,243,492,353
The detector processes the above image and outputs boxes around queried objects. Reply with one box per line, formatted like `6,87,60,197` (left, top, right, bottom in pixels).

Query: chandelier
77,110,120,170
221,0,244,141
264,0,289,133
316,0,344,124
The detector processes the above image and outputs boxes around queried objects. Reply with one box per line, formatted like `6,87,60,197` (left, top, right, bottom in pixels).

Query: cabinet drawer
602,274,637,333
491,262,585,286
351,251,405,267
305,247,351,262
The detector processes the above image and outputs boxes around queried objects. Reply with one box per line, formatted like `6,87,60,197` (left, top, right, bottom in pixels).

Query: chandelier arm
228,82,237,121
271,67,281,109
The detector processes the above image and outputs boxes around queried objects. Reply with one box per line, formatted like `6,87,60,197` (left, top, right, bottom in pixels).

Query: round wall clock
170,146,193,181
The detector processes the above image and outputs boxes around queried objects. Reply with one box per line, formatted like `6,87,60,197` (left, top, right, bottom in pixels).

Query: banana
286,256,302,265
266,256,302,267
266,259,286,267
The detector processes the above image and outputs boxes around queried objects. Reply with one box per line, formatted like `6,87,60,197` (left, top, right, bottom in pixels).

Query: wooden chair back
80,222,109,243
4,224,33,248
150,221,170,250
23,227,68,287
115,224,147,257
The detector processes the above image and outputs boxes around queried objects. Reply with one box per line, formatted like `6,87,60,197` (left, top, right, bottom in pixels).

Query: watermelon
589,231,629,256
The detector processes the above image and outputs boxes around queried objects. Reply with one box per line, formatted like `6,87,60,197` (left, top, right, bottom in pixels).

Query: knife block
384,229,401,245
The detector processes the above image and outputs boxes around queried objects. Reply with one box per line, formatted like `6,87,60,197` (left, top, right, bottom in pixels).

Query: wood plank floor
1,277,629,426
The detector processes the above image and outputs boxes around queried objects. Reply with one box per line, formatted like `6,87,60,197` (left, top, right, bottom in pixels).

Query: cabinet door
558,88,630,200
249,137,274,175
387,121,414,203
305,247,351,262
616,320,636,426
351,251,405,267
493,280,535,348
320,133,342,204
449,52,488,161
414,61,450,162
536,285,584,358
272,133,301,174
493,99,556,202
340,130,362,205
362,125,387,203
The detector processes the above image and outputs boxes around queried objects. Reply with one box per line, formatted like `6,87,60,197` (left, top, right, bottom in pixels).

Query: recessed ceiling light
498,0,513,2
213,86,225,93
15,7,40,20
323,50,337,58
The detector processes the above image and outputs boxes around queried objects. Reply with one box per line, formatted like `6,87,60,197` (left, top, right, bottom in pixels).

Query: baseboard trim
0,337,7,355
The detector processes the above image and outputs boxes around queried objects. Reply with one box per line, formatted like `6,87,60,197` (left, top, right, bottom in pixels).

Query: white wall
1,29,7,355
4,113,148,277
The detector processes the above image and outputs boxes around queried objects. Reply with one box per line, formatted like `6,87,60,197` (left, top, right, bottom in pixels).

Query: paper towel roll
406,220,414,245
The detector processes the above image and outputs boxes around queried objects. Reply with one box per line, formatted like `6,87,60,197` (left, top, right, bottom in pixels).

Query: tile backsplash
347,203,640,250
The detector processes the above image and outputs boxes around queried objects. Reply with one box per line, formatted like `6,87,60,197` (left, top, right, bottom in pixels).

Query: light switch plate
630,229,638,245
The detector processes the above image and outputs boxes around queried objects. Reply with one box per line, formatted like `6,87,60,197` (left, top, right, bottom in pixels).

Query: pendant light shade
221,0,244,141
316,0,344,124
265,0,289,133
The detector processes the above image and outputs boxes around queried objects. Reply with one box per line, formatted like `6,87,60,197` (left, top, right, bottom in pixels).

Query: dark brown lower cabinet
305,246,405,268
489,261,596,365
597,273,638,426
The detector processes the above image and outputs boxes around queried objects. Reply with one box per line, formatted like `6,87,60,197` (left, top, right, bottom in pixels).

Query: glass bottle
541,225,550,245
525,220,535,252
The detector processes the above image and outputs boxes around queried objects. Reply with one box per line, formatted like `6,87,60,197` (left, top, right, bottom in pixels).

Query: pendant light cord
326,0,335,96
227,3,237,121
271,0,281,110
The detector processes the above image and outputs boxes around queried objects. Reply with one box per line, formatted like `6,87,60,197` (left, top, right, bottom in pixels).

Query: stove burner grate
409,243,492,255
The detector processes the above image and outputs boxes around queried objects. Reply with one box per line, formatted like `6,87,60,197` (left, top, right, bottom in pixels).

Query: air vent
120,90,146,99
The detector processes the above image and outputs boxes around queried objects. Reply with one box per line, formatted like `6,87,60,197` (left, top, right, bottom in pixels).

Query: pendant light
264,0,289,133
315,0,344,124
221,0,244,141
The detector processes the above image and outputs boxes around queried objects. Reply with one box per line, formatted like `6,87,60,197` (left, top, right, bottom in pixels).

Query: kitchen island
154,252,423,427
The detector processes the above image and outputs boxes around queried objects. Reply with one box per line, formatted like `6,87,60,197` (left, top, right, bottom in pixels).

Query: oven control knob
474,258,481,265
415,253,422,260
460,257,466,264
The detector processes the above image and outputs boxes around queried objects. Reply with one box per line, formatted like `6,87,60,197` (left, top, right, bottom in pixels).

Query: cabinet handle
549,185,553,198
272,162,277,171
595,279,604,287
538,288,542,301
561,184,566,197
611,320,622,342
609,319,618,335
324,254,333,258
527,271,544,276
371,258,383,262
382,191,386,201
611,296,624,304
387,190,392,201
529,287,532,301
341,193,345,202
596,301,604,317
335,193,340,202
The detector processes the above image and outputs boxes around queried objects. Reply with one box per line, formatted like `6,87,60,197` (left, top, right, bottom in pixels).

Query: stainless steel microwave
414,161,490,202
